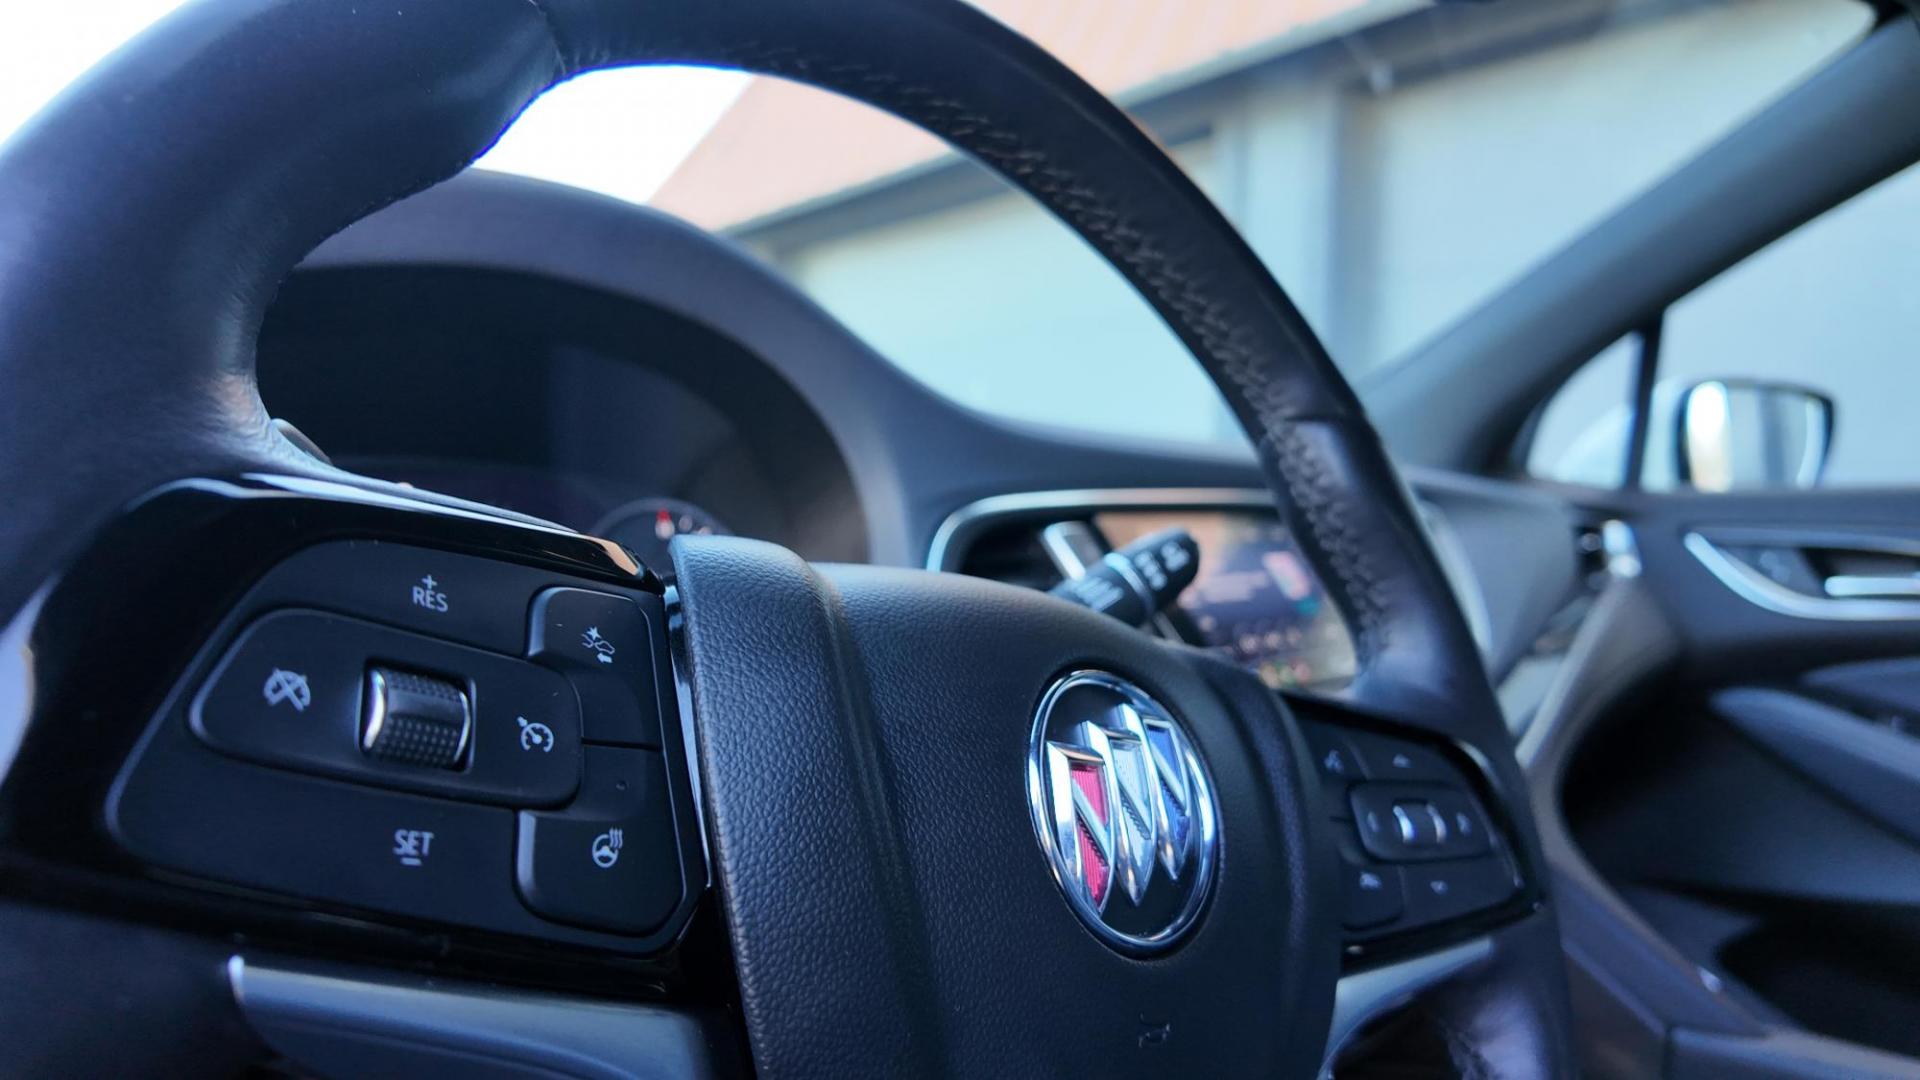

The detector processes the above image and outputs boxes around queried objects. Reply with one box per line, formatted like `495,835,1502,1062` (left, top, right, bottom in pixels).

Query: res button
241,540,555,654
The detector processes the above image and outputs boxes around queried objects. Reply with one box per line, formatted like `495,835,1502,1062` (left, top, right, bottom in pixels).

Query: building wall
752,0,1872,453
1334,0,1863,374
778,140,1237,445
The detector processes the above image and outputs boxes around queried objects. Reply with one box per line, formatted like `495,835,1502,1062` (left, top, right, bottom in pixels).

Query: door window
1529,159,1920,489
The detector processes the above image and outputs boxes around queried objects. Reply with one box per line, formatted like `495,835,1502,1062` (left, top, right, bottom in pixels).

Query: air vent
954,523,1067,592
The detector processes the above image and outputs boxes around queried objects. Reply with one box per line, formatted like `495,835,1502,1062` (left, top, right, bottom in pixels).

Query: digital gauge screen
1094,510,1357,691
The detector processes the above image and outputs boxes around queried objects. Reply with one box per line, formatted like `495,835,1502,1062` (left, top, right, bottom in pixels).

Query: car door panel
1545,488,1920,1071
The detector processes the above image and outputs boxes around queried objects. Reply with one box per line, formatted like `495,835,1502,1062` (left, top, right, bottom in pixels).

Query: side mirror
1676,379,1834,492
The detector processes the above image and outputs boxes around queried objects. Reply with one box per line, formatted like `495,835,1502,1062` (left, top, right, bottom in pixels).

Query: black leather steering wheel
0,1,1574,1076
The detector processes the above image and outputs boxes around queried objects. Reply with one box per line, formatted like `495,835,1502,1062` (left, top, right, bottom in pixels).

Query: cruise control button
193,610,581,807
196,610,365,763
1403,858,1517,926
244,540,551,653
465,655,582,805
529,588,662,747
516,748,682,935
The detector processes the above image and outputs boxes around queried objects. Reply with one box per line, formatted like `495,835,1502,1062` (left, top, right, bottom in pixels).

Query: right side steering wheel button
1429,789,1493,857
1344,729,1460,784
243,540,549,654
1402,858,1517,927
516,747,682,935
1349,782,1483,862
193,609,581,807
528,587,663,748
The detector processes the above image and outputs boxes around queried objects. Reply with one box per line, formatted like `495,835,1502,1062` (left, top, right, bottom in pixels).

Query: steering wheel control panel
1299,717,1522,946
108,539,702,955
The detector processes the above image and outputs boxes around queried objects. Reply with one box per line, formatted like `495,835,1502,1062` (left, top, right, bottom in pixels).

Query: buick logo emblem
1027,670,1219,951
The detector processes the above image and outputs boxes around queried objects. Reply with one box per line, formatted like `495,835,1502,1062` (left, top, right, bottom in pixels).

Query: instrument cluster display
1094,510,1357,691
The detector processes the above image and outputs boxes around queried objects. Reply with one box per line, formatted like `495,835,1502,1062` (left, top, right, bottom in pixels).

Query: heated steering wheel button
529,588,663,748
516,748,681,935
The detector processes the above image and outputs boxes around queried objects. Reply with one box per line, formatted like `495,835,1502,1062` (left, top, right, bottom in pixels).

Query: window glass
777,140,1240,444
1653,160,1920,489
1334,0,1863,376
1526,335,1639,487
1529,159,1920,491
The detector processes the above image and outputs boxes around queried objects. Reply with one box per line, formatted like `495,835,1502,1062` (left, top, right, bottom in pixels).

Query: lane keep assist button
528,588,663,748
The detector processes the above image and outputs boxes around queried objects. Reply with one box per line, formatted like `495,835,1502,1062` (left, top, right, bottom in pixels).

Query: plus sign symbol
411,573,449,613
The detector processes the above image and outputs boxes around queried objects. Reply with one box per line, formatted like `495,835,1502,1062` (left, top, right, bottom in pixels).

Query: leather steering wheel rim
0,0,1572,1075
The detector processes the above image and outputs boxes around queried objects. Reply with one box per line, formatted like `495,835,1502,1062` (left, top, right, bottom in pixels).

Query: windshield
6,0,1870,448
625,0,1871,447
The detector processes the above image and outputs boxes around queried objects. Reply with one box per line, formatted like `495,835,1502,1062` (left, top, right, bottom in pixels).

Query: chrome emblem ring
1027,670,1220,952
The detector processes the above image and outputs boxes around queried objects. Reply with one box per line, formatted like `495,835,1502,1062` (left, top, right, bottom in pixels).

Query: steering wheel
0,1,1575,1076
